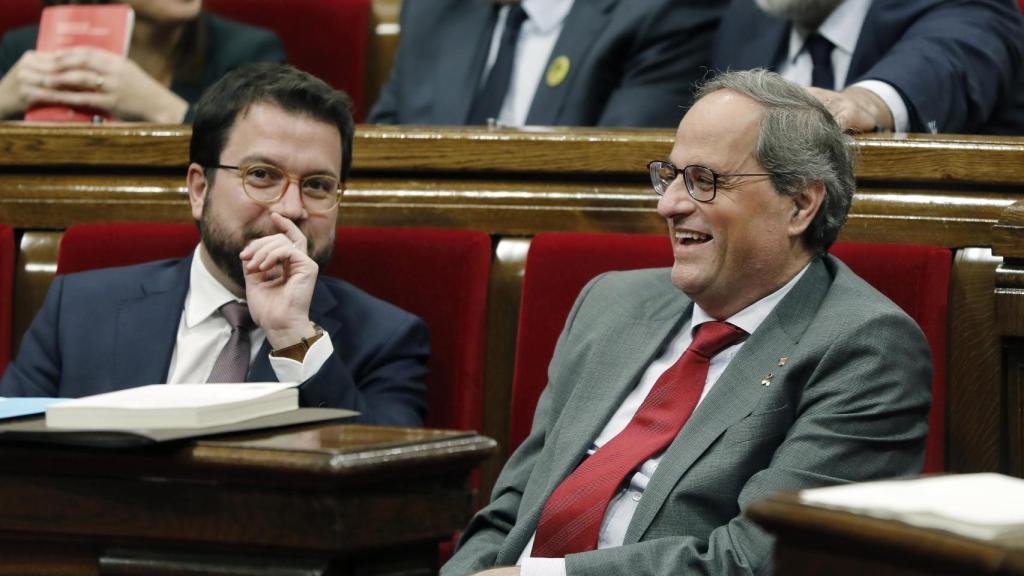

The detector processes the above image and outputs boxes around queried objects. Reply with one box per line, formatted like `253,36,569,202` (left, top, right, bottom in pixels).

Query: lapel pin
778,357,788,366
546,55,571,87
761,373,773,387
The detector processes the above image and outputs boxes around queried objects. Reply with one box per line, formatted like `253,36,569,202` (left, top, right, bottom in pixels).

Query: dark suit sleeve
0,275,65,397
596,0,726,127
365,0,418,124
854,0,1024,133
296,313,430,427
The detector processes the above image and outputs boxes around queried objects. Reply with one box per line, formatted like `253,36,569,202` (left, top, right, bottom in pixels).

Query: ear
788,181,825,238
186,163,208,221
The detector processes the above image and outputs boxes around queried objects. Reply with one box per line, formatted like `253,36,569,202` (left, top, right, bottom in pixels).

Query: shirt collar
185,246,245,328
690,260,812,336
787,0,873,63
521,0,574,33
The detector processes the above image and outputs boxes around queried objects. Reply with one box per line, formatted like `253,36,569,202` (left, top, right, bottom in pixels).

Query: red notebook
25,4,135,123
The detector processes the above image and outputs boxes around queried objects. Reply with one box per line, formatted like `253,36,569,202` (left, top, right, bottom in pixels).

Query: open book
26,3,135,122
799,473,1024,542
45,383,298,430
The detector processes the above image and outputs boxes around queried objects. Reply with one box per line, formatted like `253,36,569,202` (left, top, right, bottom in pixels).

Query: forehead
670,89,763,167
222,102,343,173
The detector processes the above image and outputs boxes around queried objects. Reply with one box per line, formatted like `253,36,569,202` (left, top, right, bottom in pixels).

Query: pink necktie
206,301,255,383
531,321,748,558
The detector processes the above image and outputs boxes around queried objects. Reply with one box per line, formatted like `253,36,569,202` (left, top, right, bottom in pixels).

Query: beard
198,194,334,290
754,0,844,28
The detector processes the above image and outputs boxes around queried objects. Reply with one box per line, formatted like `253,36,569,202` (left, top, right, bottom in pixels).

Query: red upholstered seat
0,225,15,377
205,0,371,121
0,0,372,121
57,223,492,433
509,232,950,474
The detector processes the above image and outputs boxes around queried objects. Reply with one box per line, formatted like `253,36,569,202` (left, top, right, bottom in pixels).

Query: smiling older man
443,69,931,576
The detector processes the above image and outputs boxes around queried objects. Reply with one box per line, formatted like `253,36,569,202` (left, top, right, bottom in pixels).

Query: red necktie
531,321,748,558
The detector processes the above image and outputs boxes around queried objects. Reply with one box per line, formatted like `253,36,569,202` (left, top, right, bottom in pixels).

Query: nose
656,177,697,220
272,179,307,220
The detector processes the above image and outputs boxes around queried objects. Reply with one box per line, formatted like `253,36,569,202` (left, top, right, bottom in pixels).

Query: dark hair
695,69,856,253
189,62,355,182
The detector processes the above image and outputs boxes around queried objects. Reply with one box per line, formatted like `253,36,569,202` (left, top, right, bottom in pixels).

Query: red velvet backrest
324,227,492,431
204,0,371,121
509,232,950,474
0,225,15,377
56,223,492,432
57,223,199,275
0,0,39,42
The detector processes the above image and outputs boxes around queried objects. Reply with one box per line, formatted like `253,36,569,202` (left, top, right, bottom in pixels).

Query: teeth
675,231,710,242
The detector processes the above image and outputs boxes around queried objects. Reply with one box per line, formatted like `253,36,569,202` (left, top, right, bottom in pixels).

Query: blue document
0,397,67,420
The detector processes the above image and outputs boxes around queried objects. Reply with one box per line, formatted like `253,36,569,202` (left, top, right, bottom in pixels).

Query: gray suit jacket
444,256,931,575
368,0,726,127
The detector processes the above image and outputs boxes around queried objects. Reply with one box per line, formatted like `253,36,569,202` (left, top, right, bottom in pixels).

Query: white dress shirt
517,263,811,576
776,0,910,132
166,248,333,385
482,0,575,126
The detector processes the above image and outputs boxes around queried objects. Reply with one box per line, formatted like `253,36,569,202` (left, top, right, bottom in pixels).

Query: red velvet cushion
0,225,15,377
57,223,199,276
510,232,950,475
325,227,491,431
205,0,371,121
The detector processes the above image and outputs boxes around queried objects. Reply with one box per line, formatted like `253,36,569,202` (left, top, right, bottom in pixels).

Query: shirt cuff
852,79,910,133
267,331,334,383
520,557,567,576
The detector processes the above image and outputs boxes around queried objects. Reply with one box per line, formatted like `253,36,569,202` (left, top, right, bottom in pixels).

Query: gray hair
695,69,856,253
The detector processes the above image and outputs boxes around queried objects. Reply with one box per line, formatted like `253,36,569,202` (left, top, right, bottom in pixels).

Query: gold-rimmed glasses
212,163,341,214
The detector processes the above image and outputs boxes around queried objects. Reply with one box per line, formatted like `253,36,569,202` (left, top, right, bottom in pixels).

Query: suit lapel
247,279,341,382
624,258,832,542
525,0,617,125
434,0,499,124
511,278,692,546
113,258,191,390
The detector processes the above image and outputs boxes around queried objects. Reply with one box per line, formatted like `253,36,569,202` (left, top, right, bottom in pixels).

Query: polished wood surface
749,493,1024,575
2,123,1024,487
0,423,496,576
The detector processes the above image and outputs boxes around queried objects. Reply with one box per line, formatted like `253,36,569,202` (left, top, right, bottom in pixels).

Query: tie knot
688,321,747,359
219,301,254,331
805,33,834,63
505,4,528,30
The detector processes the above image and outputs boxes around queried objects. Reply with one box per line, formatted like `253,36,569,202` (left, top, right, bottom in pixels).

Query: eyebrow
235,154,340,179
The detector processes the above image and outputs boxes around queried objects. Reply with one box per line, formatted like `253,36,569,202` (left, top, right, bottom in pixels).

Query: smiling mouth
675,230,712,245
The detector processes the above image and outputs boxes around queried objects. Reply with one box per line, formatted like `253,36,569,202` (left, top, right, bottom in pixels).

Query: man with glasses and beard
442,69,930,576
0,63,430,427
713,0,1024,135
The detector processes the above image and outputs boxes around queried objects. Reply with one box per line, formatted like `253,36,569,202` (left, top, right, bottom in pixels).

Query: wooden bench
2,124,1024,497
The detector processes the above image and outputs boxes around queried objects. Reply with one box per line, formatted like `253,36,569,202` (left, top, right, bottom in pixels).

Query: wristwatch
270,324,325,362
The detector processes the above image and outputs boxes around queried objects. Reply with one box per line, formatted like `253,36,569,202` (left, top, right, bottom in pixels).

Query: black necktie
806,33,835,90
466,5,528,124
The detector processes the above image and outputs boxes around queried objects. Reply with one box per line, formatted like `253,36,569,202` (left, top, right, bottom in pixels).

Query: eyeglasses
647,160,775,203
212,163,341,214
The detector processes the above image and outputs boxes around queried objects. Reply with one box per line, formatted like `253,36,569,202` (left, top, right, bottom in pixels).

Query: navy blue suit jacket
0,257,430,427
712,0,1024,135
368,0,726,128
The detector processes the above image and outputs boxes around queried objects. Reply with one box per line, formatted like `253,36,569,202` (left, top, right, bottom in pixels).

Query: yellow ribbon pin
546,55,570,87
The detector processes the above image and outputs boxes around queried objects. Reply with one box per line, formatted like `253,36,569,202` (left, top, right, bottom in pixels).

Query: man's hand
241,212,319,349
805,85,894,133
472,568,521,576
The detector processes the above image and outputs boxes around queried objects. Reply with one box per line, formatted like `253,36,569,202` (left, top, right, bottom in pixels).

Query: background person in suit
712,0,1024,134
0,0,286,123
443,69,931,576
367,0,726,128
0,63,430,427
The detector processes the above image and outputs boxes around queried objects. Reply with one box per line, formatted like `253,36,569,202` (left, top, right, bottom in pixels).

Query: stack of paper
799,473,1024,541
45,383,298,430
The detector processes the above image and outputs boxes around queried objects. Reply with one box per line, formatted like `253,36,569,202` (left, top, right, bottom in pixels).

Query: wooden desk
748,493,1024,575
0,423,496,576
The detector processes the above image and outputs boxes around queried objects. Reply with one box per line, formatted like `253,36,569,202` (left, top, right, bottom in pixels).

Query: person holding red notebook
0,0,285,123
